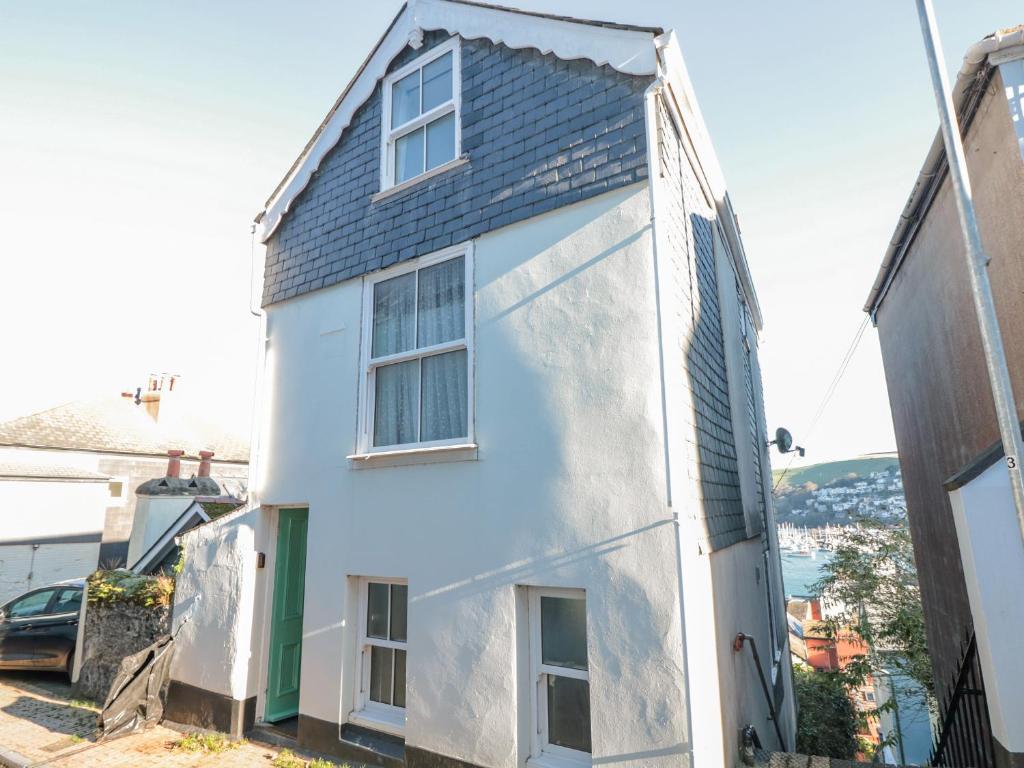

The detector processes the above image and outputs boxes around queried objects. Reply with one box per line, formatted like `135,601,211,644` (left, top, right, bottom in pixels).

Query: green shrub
794,664,860,759
87,569,174,608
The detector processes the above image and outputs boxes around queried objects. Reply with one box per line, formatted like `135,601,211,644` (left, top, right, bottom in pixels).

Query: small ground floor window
353,577,408,735
529,587,591,767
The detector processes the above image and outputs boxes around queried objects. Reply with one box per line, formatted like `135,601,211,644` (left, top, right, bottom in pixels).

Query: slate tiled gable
263,32,651,306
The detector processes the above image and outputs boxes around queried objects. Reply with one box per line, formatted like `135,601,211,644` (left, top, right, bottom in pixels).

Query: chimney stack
136,373,181,423
198,450,214,478
166,449,185,479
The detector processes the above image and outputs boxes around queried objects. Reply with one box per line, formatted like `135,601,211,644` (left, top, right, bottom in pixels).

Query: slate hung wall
654,99,747,551
263,31,651,306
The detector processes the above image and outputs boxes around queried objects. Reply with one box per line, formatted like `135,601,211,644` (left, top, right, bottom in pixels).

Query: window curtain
418,257,466,441
372,257,467,446
417,257,464,346
372,273,415,357
421,350,467,441
374,360,418,446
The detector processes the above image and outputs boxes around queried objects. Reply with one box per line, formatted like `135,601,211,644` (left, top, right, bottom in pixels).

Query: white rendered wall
0,479,107,603
170,506,259,701
253,185,696,767
709,540,795,755
948,461,1024,753
646,90,795,760
126,495,197,568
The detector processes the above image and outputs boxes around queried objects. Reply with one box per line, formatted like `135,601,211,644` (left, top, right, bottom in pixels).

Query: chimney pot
198,450,215,478
166,449,185,478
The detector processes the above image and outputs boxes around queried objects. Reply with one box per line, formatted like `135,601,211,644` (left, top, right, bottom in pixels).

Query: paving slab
0,672,357,767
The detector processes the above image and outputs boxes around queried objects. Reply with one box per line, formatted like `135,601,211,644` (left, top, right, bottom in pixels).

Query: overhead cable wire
772,314,871,493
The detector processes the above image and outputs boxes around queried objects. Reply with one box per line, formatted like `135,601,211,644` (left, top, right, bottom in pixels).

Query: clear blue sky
1,1,1019,462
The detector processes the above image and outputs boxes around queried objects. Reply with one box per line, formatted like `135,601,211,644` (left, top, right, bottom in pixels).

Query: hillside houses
778,466,906,525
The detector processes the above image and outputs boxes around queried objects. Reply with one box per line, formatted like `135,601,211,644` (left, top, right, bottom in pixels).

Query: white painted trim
254,506,281,725
347,442,477,461
256,0,657,242
370,156,469,203
989,44,1024,67
380,37,462,192
356,241,475,456
349,709,405,738
528,587,592,767
352,576,408,735
130,502,210,574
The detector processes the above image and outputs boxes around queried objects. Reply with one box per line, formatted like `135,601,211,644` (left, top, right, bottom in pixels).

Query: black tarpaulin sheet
98,634,175,739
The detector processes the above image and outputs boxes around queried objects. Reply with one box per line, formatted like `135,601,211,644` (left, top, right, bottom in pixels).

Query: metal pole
914,0,1024,547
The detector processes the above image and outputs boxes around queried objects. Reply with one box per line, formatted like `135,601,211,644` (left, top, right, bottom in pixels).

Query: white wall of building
0,478,107,603
948,460,1024,753
126,495,198,568
253,184,697,767
170,506,259,700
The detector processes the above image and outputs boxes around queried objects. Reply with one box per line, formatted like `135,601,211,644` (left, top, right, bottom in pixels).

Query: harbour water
781,550,832,597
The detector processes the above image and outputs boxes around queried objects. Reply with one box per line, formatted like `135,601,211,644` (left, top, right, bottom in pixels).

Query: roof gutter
864,25,1024,319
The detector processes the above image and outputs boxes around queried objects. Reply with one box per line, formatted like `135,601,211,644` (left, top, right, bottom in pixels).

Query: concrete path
0,672,349,767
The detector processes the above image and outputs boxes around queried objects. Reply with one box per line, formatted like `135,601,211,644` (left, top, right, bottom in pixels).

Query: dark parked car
0,579,84,679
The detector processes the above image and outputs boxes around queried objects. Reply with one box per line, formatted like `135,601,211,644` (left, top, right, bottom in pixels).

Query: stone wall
75,600,171,702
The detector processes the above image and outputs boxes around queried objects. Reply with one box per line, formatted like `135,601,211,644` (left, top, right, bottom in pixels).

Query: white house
169,3,795,767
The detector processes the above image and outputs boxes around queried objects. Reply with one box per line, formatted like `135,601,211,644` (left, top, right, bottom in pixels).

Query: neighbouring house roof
0,398,249,463
0,462,110,482
136,476,222,496
130,496,245,574
255,0,663,243
864,25,1024,315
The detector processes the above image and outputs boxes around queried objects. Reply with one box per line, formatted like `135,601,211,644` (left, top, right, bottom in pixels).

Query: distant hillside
772,454,899,491
772,453,905,527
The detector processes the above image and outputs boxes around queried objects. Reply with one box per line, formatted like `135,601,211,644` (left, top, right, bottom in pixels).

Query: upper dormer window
381,38,461,190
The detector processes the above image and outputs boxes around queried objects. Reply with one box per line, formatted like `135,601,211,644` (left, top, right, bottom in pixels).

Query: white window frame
356,242,475,456
351,576,408,737
528,587,592,768
380,37,462,192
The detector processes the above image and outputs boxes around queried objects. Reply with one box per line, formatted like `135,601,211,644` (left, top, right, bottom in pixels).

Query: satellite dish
774,427,794,454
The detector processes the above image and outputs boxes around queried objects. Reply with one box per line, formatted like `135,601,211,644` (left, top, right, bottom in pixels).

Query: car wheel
65,651,75,682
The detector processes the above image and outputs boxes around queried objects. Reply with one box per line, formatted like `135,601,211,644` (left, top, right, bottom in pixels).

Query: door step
251,716,299,748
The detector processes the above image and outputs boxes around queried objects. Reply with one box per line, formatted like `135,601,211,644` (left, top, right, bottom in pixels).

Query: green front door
265,508,308,722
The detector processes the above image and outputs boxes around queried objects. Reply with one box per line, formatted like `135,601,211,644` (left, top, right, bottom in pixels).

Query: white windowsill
349,709,405,738
527,753,592,768
348,443,477,461
371,156,469,203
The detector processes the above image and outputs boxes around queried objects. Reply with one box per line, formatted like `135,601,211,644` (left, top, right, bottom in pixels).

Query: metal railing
929,632,994,767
